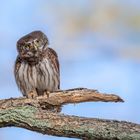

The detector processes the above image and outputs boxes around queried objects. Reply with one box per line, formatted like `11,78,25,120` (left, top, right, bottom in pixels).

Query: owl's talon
27,91,38,99
44,90,50,98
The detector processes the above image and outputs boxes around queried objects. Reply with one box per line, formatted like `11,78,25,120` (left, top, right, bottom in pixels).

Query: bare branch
0,106,139,140
0,88,123,110
0,88,139,140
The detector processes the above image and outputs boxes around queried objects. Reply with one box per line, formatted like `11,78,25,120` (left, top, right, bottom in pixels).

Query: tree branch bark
0,88,139,140
0,88,123,110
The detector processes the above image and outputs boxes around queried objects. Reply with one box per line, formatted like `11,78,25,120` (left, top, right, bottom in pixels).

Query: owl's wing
47,47,60,88
14,56,22,75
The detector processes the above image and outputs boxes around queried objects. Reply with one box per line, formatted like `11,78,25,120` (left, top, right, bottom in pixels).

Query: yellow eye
36,40,39,43
25,44,30,50
34,40,40,49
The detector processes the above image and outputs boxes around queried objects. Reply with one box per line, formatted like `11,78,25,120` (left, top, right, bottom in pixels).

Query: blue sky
0,1,140,140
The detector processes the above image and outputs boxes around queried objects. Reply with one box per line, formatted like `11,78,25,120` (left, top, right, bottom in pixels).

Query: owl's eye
36,40,39,43
34,40,40,49
35,40,40,46
23,45,30,51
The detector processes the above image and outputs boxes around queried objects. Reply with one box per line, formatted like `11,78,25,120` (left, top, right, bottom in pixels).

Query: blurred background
0,0,140,140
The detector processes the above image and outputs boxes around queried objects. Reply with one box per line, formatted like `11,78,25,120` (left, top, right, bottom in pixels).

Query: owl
14,31,60,98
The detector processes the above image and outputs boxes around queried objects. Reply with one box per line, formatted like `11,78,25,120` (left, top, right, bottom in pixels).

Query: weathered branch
0,88,139,140
0,88,123,110
0,106,140,140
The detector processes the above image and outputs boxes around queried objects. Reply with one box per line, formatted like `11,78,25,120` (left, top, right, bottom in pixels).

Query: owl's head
17,31,49,60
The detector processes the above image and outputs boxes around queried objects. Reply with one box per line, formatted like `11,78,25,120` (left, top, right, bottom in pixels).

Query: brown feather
14,31,60,97
46,48,60,89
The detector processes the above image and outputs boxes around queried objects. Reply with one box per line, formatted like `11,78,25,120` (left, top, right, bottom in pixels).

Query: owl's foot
43,90,50,98
27,90,38,99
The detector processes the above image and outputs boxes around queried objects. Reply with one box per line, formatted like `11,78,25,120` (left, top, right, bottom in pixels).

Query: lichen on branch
0,88,139,140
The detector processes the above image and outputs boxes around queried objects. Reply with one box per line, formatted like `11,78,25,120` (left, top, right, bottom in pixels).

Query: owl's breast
16,62,37,96
36,58,59,93
15,58,59,96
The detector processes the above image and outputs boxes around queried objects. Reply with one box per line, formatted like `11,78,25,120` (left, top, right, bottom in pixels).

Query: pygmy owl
14,31,60,98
